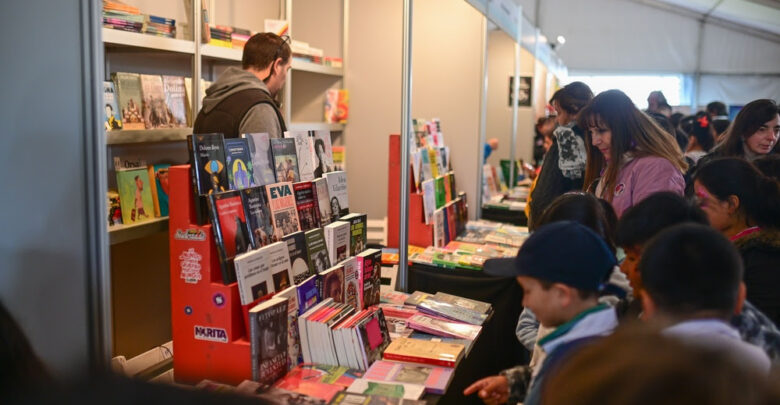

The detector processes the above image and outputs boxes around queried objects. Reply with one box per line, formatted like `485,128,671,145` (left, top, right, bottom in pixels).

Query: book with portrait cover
283,231,311,285
103,81,122,130
162,75,188,127
265,182,301,240
296,274,321,316
305,228,331,275
240,186,276,248
139,74,171,129
325,171,349,218
318,265,345,304
357,249,382,309
310,130,334,179
340,213,367,257
341,256,360,311
243,132,277,187
223,138,254,190
364,360,454,395
293,181,321,232
271,138,300,183
324,221,350,265
116,167,154,225
275,286,302,369
209,190,251,284
249,296,288,384
147,164,170,217
112,72,144,129
313,178,332,226
284,130,316,182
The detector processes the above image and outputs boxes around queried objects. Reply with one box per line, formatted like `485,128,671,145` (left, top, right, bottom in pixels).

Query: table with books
481,186,530,226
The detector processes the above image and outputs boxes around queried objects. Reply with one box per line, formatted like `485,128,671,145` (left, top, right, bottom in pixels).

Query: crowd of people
468,86,779,404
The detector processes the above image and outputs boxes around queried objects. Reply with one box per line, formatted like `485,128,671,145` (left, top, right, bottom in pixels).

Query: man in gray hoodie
194,33,290,139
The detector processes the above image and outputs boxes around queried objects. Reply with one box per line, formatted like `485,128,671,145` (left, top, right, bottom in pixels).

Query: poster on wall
509,76,532,107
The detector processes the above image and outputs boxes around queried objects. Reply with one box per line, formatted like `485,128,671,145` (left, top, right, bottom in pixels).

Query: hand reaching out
463,375,509,405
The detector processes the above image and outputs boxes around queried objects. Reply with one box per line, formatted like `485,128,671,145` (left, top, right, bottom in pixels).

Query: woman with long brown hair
578,90,687,217
708,99,779,161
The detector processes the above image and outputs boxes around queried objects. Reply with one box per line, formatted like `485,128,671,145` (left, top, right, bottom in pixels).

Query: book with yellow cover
382,337,464,368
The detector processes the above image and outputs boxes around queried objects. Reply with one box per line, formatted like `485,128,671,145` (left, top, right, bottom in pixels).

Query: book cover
311,130,334,178
354,309,392,369
275,286,302,370
237,384,327,404
332,146,346,172
266,241,295,292
188,133,228,195
103,81,122,130
433,208,446,248
406,314,481,340
234,249,272,305
382,338,464,368
285,130,316,182
293,181,321,232
265,182,301,240
420,149,433,183
297,274,321,316
445,203,457,243
324,89,349,124
324,221,350,265
271,138,300,183
223,138,254,190
249,297,288,385
319,265,345,303
139,74,172,129
209,191,251,284
243,132,277,186
417,297,489,326
305,228,331,274
421,180,436,225
442,173,452,204
112,72,144,129
409,331,474,356
161,75,188,127
284,231,311,285
364,361,454,395
340,213,367,257
240,186,276,248
107,190,122,226
434,177,446,209
280,363,363,389
313,178,332,226
330,392,426,405
434,292,491,314
357,249,382,309
455,194,468,236
346,379,425,401
404,291,433,307
448,171,457,201
341,257,361,311
380,291,410,306
325,171,349,218
146,164,170,217
116,168,154,224
428,149,440,178
274,371,347,403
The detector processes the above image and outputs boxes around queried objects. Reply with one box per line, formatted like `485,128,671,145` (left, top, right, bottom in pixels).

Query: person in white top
638,223,771,373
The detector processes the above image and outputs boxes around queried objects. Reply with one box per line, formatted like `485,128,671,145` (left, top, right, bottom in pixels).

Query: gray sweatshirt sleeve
238,103,284,139
516,307,540,352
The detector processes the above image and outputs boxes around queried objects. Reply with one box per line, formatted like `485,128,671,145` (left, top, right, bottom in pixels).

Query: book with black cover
271,138,300,183
249,297,288,384
243,132,277,186
223,137,254,190
293,181,321,232
283,231,311,284
188,133,228,224
305,228,331,274
240,186,276,248
209,190,251,284
340,213,367,257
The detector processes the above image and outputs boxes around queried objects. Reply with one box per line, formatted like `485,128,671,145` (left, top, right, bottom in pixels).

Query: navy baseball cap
484,221,617,292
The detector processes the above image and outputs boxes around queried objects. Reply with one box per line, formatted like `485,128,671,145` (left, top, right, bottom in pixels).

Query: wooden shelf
109,217,169,245
201,44,242,62
102,28,195,54
288,122,345,132
106,128,191,145
291,59,343,76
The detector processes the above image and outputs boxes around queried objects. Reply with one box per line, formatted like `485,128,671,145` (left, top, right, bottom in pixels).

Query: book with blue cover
224,138,254,190
296,274,321,315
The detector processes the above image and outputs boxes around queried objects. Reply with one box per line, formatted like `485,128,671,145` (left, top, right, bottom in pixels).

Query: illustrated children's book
162,75,188,127
103,81,122,130
147,164,170,217
116,167,154,225
223,138,254,190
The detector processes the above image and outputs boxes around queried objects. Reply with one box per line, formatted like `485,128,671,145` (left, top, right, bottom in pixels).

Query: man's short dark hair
615,192,708,248
706,101,728,116
242,33,291,71
639,223,743,318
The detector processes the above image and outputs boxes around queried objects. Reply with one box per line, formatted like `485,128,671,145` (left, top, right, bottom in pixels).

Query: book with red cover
293,181,321,232
364,360,454,395
354,308,391,369
208,190,251,284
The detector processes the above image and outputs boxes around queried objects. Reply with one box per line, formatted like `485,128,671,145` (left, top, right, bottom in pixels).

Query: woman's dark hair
753,154,780,180
549,81,593,116
693,157,780,229
314,138,325,155
615,192,708,248
687,114,715,151
535,192,616,253
648,112,686,151
712,99,779,158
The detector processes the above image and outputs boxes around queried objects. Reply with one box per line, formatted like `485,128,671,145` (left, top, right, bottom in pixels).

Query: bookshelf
102,28,196,54
106,128,192,145
108,216,169,245
287,122,345,132
291,59,343,76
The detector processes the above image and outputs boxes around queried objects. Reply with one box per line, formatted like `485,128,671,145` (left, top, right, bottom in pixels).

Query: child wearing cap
464,221,618,405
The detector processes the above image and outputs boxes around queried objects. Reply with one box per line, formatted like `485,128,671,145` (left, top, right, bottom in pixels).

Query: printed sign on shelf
194,325,228,343
174,228,207,241
179,248,203,284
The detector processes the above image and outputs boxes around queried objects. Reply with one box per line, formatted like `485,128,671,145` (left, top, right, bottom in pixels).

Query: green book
434,177,446,209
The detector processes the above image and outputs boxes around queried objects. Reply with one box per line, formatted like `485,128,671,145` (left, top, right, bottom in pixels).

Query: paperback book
223,138,254,190
116,167,154,225
421,179,435,225
139,74,171,129
363,360,454,395
293,181,321,232
147,164,170,217
188,133,228,196
240,186,276,248
433,208,446,248
313,178,332,226
325,171,349,218
233,248,272,305
243,132,277,186
329,392,426,405
272,138,300,183
209,191,251,284
319,265,345,303
311,130,334,179
357,249,382,309
324,221,351,266
324,89,349,124
103,81,122,130
353,309,392,368
265,182,301,240
275,286,302,369
162,75,188,127
346,379,424,401
249,297,288,385
434,177,446,209
382,337,464,368
341,257,360,311
284,231,312,285
406,313,481,340
340,213,367,257
305,228,331,274
112,72,144,129
264,241,295,292
274,365,353,402
297,274,321,315
285,130,316,182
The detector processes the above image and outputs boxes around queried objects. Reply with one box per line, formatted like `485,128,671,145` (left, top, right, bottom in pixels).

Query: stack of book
143,14,176,38
102,1,143,33
208,25,233,48
291,40,324,64
231,27,251,49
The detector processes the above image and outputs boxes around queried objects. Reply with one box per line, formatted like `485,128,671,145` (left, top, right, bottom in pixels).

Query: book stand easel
386,134,434,248
168,165,251,384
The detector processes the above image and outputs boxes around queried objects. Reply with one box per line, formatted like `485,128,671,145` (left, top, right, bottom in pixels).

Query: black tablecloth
408,263,529,404
481,207,528,226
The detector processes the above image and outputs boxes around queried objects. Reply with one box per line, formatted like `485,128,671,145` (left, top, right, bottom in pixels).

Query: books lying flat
406,314,481,341
346,379,425,400
404,291,433,307
277,363,364,389
380,291,411,306
249,297,288,385
329,393,426,404
382,337,464,368
417,297,490,326
364,360,454,395
409,331,474,356
238,383,328,404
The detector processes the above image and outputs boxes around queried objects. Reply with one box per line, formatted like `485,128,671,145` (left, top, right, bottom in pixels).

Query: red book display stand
386,134,434,248
168,165,251,384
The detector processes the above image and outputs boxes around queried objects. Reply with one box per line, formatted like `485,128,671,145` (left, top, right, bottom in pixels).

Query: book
162,75,188,127
364,360,454,395
112,72,144,129
379,291,410,306
223,138,254,190
311,130,334,178
284,231,312,285
249,297,289,384
324,89,349,124
355,309,392,369
293,181,321,232
434,177,446,209
433,208,446,248
209,191,251,284
237,383,327,404
428,149,440,178
313,178,332,226
265,241,296,292
266,182,302,240
234,248,272,305
325,171,349,218
445,203,457,243
146,164,170,217
139,74,171,129
442,173,452,204
188,133,228,195
243,132,278,186
324,221,351,265
116,167,154,224
341,257,361,311
240,186,276,248
285,130,316,182
382,338,464,368
329,392,426,405
447,171,457,201
340,213,367,257
272,138,300,183
433,292,491,314
332,146,346,172
404,291,433,307
297,274,321,315
319,265,345,303
357,249,382,309
408,331,474,356
275,286,302,370
305,228,331,274
420,180,435,225
346,379,424,401
406,313,481,340
274,365,357,402
103,81,122,130
107,190,122,226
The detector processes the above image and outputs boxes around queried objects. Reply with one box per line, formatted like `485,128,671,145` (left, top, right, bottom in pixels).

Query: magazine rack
386,134,434,248
168,165,251,385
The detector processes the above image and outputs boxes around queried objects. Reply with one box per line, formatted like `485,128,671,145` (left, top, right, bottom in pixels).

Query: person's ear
639,290,656,321
734,282,747,315
554,283,573,307
726,195,740,215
